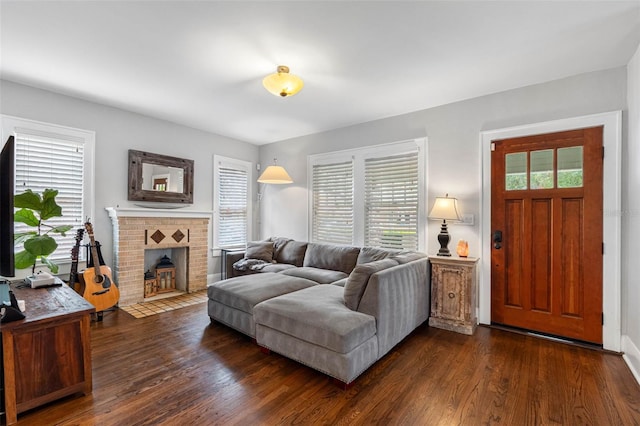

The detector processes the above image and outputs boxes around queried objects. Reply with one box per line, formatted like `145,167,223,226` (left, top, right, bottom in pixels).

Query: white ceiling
1,1,639,145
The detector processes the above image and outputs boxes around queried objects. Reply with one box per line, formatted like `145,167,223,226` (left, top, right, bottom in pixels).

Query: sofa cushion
356,247,400,264
303,243,360,274
343,258,399,310
274,239,308,266
207,273,317,314
260,263,297,273
332,277,348,287
281,267,348,284
254,285,376,354
245,241,274,262
392,251,427,264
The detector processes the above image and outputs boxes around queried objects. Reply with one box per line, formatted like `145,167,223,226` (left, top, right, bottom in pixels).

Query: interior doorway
480,112,622,351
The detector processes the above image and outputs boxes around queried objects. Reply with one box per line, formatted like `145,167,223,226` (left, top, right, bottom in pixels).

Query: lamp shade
428,195,461,221
262,65,304,97
257,164,293,184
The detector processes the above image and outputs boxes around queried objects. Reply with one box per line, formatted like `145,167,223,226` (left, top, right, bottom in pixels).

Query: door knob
493,230,502,249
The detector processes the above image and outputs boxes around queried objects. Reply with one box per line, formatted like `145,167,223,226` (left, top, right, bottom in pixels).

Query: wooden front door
491,127,603,344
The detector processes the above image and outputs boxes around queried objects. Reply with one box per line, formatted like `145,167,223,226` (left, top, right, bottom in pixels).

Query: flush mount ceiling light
262,65,304,97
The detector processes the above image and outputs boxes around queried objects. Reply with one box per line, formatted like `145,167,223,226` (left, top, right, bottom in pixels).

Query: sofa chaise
207,237,430,385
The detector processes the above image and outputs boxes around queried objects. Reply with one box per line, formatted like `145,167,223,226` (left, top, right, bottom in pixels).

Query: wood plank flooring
15,302,640,425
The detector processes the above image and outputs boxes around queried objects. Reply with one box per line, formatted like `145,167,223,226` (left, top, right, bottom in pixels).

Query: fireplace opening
143,247,188,299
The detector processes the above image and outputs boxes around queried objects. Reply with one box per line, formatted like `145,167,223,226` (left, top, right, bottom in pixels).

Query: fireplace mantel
106,207,213,219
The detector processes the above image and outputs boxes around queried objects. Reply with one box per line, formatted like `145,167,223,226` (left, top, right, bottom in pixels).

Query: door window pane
530,149,554,189
506,152,527,190
558,146,583,188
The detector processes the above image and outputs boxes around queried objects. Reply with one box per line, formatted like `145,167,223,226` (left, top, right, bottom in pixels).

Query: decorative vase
456,239,469,257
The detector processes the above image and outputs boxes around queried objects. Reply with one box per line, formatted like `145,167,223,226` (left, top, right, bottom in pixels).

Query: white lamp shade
428,196,461,221
257,165,293,184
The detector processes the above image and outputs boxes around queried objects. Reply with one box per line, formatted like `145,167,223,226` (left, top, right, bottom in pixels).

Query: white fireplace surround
106,207,212,306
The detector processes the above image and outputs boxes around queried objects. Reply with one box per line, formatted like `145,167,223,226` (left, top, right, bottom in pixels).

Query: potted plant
14,188,72,274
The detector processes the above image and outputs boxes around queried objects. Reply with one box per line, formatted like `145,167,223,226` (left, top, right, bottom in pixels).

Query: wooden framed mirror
128,150,194,204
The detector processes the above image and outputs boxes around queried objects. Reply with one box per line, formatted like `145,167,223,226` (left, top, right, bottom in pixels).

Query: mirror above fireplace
128,150,194,204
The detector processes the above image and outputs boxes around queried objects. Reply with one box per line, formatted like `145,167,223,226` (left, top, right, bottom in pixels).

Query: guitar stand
91,307,116,322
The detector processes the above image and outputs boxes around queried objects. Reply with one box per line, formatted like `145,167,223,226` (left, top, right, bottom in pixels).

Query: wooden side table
1,283,94,425
428,256,479,335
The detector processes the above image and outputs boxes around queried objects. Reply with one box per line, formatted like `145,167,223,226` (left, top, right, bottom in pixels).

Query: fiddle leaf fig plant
14,188,73,274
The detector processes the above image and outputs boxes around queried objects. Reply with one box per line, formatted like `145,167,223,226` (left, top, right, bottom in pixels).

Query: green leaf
14,208,40,227
14,250,36,270
24,235,58,257
50,225,73,236
14,189,42,210
42,188,59,202
14,231,38,245
40,194,63,220
40,256,59,274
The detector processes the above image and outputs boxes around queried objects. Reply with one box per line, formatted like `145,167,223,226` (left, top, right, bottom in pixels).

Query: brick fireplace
106,207,211,306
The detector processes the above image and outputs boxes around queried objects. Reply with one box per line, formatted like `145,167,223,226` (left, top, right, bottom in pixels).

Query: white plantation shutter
14,132,86,262
364,152,419,250
214,156,252,250
309,139,426,250
218,167,248,248
312,161,354,245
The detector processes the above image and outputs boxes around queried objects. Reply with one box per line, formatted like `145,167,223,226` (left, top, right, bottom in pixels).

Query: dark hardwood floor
15,302,640,425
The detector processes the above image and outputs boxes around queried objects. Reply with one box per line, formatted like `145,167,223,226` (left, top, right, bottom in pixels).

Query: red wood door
491,127,603,344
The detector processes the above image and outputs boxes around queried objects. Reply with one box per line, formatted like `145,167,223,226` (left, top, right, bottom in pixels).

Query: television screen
0,136,15,277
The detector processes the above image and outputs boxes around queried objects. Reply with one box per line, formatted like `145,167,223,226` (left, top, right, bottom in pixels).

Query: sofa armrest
357,257,430,357
225,251,245,279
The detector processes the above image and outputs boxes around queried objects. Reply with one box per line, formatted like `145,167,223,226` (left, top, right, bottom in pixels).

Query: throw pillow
245,241,274,262
276,240,308,266
303,243,360,274
343,258,399,310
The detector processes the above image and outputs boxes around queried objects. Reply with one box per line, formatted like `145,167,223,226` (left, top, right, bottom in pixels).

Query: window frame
1,114,95,277
307,138,427,251
212,155,253,252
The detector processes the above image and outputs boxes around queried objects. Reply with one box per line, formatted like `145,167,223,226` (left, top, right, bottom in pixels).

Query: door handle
493,230,502,249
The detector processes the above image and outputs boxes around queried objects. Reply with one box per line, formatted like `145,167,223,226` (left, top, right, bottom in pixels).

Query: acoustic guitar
83,221,120,312
69,228,84,294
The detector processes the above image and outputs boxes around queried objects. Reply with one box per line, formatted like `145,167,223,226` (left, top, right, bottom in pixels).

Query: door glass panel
530,149,554,189
506,152,527,190
558,146,583,188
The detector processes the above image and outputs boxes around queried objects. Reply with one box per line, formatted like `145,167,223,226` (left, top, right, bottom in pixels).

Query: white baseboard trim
622,335,640,386
207,273,221,285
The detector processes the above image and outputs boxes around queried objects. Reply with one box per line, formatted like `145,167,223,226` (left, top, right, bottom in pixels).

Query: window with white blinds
2,115,95,272
214,156,252,249
364,152,419,250
312,161,354,245
308,139,426,251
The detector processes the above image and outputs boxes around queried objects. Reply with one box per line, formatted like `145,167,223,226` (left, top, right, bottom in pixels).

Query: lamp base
436,221,452,256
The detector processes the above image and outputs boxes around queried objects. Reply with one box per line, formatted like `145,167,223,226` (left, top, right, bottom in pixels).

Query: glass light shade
262,65,304,97
257,165,293,184
428,196,461,221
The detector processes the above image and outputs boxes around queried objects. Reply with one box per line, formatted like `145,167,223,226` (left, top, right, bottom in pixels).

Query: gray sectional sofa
207,237,430,385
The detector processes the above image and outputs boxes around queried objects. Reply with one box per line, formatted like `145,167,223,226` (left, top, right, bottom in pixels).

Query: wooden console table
1,283,94,425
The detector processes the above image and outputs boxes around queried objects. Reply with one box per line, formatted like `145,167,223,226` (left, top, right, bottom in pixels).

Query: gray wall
0,79,259,278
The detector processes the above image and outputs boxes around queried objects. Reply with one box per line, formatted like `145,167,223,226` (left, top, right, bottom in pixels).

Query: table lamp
428,194,461,256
